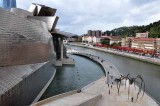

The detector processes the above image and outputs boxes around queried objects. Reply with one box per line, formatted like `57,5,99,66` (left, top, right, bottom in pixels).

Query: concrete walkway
32,76,158,106
95,77,158,106
74,53,159,106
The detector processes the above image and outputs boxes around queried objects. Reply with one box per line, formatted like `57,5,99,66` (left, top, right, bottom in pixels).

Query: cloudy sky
17,0,160,35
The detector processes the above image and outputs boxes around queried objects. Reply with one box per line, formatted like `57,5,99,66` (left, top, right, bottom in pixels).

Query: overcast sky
17,0,160,35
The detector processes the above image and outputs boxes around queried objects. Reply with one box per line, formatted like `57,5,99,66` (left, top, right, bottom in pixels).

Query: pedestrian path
32,76,158,106
41,92,101,106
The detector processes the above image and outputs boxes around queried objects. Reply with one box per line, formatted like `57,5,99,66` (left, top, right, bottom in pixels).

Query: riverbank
69,43,160,66
32,53,159,106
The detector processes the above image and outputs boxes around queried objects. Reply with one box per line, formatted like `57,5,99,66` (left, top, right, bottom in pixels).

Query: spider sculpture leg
134,75,145,100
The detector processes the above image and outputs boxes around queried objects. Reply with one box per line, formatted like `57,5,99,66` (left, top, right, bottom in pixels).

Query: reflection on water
70,45,160,103
40,55,105,100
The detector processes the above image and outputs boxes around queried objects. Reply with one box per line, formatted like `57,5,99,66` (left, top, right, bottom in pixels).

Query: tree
101,39,110,45
103,20,160,38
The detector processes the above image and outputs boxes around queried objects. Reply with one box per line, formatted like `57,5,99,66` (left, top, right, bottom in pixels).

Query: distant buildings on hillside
101,36,123,45
0,0,16,10
82,36,101,43
82,30,123,44
81,30,160,53
82,30,102,43
122,32,160,53
136,32,149,38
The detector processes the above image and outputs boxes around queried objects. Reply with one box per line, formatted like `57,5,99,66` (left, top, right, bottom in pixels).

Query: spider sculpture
114,74,129,95
114,74,145,101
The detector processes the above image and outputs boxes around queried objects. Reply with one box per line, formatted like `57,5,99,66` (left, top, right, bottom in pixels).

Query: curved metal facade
27,18,48,31
0,3,61,106
11,8,33,18
0,4,58,66
28,3,56,16
27,16,59,31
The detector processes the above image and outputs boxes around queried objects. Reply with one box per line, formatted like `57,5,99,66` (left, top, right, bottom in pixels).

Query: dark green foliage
104,20,160,38
101,39,110,45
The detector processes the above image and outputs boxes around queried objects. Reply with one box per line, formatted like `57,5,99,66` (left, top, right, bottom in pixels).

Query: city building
131,38,156,50
121,32,160,52
82,30,102,43
101,36,123,45
121,36,160,53
82,35,101,43
136,32,149,38
87,30,102,37
96,30,102,37
87,30,92,36
155,38,160,53
0,0,16,10
82,35,92,43
92,31,96,36
121,37,134,47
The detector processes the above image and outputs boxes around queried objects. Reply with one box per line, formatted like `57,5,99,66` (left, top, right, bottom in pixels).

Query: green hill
104,20,160,38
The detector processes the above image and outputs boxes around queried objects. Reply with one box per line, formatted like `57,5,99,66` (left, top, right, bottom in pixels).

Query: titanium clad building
0,4,59,67
0,0,16,10
0,3,60,106
0,7,55,66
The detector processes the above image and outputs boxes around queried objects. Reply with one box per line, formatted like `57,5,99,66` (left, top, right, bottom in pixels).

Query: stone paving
95,77,158,106
33,76,158,106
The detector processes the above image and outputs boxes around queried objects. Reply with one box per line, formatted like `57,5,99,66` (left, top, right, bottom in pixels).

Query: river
40,54,105,100
70,45,160,103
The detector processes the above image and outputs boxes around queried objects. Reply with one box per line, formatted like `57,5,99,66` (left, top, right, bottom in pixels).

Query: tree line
104,20,160,38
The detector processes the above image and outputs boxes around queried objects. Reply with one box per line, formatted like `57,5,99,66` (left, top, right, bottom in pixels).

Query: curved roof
27,16,59,31
0,7,51,43
11,8,33,18
51,30,76,38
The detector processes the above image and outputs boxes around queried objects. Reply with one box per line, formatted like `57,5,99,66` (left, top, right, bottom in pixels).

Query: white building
136,32,149,38
82,36,101,43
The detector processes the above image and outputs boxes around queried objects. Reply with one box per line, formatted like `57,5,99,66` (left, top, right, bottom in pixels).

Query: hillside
104,20,160,38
